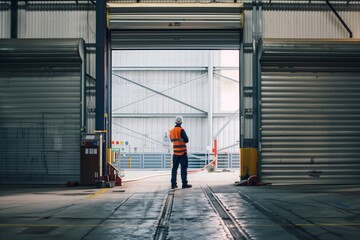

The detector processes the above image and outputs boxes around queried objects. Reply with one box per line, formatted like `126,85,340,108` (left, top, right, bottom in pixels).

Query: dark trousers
171,154,188,187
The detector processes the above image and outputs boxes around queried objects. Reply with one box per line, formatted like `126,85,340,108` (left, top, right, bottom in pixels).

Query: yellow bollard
107,148,112,163
240,148,258,180
127,156,132,168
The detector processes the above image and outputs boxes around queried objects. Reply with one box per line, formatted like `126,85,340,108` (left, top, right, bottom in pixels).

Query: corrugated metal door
0,39,85,184
108,2,243,50
260,39,360,184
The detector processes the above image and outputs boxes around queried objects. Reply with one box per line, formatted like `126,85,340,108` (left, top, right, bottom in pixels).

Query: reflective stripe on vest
170,126,187,155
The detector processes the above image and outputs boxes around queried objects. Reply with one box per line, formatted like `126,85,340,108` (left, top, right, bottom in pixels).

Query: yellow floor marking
87,188,110,199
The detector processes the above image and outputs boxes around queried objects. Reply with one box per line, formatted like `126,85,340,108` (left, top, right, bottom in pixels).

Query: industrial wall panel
263,10,360,38
0,39,84,184
109,2,242,50
111,30,242,50
243,11,252,44
243,10,360,42
18,6,96,43
0,7,10,38
113,50,219,67
260,39,360,184
112,117,206,153
14,5,96,134
112,70,208,115
213,117,240,153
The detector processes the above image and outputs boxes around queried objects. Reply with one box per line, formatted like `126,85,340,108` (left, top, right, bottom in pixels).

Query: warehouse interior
0,1,359,239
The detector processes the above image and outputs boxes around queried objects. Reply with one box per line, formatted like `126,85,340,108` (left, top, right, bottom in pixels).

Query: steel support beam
112,73,207,114
240,41,245,149
112,113,236,118
252,0,259,148
112,73,207,112
326,0,353,38
96,0,108,176
113,66,207,71
214,72,239,83
112,122,164,146
208,54,214,149
214,109,240,139
10,0,18,38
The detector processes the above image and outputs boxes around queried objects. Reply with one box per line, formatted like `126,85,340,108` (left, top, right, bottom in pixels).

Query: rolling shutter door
0,39,85,184
108,3,243,50
260,39,360,184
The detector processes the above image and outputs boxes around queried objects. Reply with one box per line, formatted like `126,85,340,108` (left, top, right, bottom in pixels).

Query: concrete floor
0,170,359,240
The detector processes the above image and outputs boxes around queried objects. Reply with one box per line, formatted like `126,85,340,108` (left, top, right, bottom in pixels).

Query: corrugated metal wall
263,10,360,38
0,39,85,184
0,4,10,38
242,8,360,184
15,3,97,133
260,39,360,184
243,9,360,141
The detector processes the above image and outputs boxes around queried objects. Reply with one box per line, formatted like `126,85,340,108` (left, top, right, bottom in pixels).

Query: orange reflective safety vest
170,126,187,156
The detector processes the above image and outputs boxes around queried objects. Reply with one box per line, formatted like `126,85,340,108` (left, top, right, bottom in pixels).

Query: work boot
182,184,192,189
171,184,178,189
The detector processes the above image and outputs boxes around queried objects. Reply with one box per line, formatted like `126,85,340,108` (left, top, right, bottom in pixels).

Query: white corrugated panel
0,8,10,38
213,117,240,153
112,118,206,153
112,70,208,115
244,10,360,43
113,50,219,67
263,11,360,38
18,7,95,42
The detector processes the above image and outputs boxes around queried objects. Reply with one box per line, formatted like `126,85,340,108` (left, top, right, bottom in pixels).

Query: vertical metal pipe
81,41,86,134
240,42,244,149
257,1,263,180
10,0,18,38
208,52,214,149
96,0,107,176
252,0,258,147
108,33,112,151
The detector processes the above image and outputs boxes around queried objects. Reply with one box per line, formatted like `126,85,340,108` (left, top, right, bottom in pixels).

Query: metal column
10,0,18,38
208,53,214,149
96,0,109,176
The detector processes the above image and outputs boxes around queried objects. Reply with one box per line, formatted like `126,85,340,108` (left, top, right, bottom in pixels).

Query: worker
170,115,192,189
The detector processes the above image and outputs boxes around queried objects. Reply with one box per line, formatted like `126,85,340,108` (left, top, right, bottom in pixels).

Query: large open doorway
106,2,244,177
111,50,239,171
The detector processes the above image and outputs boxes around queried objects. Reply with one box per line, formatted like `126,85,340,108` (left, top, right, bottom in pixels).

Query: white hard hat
175,115,183,124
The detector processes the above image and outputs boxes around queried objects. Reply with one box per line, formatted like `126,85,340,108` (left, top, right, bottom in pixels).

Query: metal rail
153,190,174,240
238,191,320,240
201,185,250,240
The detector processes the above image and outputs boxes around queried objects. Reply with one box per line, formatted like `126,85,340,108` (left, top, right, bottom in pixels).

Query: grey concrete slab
0,170,359,240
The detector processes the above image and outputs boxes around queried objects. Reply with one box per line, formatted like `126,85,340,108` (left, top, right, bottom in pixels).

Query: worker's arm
181,129,189,143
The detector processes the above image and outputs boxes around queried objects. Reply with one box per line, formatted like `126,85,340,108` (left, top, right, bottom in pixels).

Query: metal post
10,0,18,38
208,52,214,149
252,0,258,148
257,0,263,180
107,31,112,151
96,0,108,176
240,43,244,149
